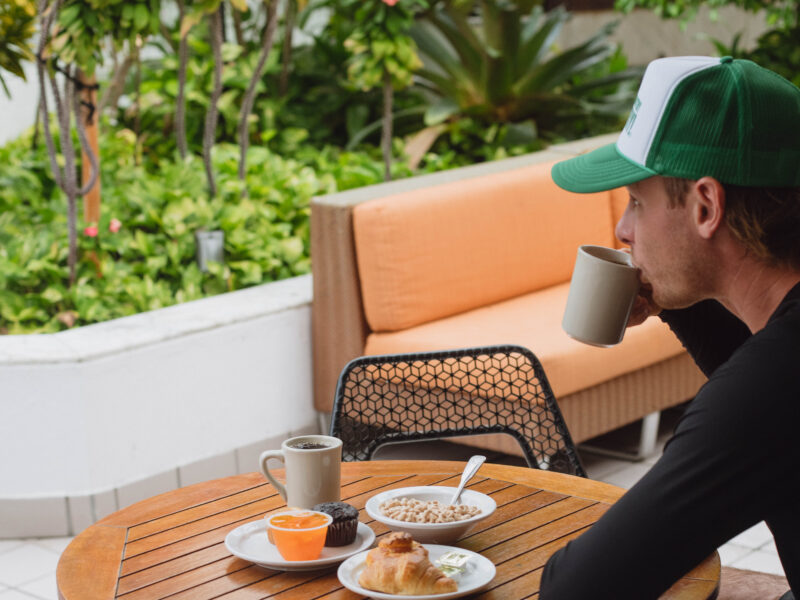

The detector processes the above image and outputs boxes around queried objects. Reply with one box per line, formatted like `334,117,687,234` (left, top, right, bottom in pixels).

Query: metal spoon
450,455,487,505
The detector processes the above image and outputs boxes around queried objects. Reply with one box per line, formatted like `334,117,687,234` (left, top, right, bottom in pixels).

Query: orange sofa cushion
353,161,616,333
363,282,685,399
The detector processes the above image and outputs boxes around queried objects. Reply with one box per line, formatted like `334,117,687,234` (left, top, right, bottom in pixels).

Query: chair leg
579,411,661,462
638,410,660,457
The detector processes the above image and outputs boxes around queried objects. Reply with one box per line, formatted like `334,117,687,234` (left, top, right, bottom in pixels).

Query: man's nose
615,205,633,246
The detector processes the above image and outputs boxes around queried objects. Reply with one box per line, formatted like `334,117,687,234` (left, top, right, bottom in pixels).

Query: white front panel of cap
617,56,719,166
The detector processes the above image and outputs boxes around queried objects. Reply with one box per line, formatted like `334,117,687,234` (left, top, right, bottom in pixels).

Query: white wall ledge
0,275,312,365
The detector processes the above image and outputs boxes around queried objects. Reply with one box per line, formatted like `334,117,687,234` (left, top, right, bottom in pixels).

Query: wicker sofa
311,134,706,457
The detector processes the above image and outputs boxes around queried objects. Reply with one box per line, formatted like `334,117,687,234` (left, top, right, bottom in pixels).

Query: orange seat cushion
363,282,684,398
353,161,616,333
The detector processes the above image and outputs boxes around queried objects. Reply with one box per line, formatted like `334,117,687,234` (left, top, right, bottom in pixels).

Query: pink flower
109,218,122,233
83,225,99,237
382,0,399,5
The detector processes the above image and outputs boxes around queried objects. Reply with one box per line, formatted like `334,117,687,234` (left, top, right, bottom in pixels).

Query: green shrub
0,126,418,334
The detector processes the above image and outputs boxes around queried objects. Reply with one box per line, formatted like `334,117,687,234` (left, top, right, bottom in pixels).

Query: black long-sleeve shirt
540,284,800,599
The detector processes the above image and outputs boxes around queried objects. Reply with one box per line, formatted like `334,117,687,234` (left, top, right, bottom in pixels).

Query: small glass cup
265,510,332,561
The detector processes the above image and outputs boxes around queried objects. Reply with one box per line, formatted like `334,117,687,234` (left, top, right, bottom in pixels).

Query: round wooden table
57,460,720,599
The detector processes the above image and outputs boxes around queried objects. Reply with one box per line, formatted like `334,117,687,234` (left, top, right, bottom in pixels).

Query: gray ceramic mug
259,435,342,508
562,245,640,347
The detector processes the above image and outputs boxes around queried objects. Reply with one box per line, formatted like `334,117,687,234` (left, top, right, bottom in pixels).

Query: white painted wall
0,275,315,498
560,6,768,65
0,62,39,145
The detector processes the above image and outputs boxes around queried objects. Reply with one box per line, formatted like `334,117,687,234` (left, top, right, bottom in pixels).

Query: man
541,56,800,599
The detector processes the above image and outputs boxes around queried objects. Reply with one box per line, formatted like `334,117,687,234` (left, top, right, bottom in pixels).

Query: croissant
358,532,458,595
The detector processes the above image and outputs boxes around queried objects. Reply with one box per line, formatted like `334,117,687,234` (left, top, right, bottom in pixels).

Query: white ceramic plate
225,520,375,571
337,544,495,600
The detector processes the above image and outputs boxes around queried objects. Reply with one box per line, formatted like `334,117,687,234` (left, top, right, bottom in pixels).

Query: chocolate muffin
313,501,359,546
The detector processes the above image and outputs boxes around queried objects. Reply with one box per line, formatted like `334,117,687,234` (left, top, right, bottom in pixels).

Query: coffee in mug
259,435,342,509
289,441,331,450
562,245,640,347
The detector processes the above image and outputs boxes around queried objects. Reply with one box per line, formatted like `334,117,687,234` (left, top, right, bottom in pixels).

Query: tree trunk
203,6,224,197
32,94,42,150
381,68,393,182
133,48,143,165
97,42,138,121
79,70,101,224
219,1,227,43
232,4,245,46
237,0,279,192
278,0,297,97
176,0,189,159
36,0,92,286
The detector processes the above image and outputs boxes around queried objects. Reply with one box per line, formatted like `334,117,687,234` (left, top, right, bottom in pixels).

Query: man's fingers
627,285,662,328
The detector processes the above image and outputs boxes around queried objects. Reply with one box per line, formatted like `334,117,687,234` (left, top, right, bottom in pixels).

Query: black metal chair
329,345,586,477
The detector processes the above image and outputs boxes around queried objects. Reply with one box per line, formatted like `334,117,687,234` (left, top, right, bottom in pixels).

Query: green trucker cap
551,55,800,193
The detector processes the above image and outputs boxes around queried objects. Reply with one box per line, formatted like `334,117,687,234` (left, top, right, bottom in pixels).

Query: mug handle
259,450,287,502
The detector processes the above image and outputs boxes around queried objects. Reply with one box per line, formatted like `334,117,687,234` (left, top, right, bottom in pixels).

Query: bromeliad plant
408,1,642,150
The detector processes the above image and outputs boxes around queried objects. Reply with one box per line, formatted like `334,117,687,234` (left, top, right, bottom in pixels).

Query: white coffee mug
259,435,343,508
562,245,640,347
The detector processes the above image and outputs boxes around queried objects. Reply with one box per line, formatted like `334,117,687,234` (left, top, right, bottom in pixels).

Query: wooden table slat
122,496,285,559
473,526,589,598
100,473,267,528
464,490,568,539
118,543,234,596
117,555,249,600
120,520,247,577
125,484,280,544
146,563,279,600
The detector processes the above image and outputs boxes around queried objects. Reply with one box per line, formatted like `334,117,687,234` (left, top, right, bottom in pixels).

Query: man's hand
618,249,661,327
628,281,661,327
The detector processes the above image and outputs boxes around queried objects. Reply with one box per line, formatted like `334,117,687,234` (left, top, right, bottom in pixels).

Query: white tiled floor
0,538,69,599
0,410,786,598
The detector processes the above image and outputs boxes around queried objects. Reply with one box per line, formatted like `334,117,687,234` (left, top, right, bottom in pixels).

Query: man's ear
692,177,725,239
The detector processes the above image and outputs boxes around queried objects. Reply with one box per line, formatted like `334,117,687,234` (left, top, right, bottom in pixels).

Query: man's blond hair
663,177,800,269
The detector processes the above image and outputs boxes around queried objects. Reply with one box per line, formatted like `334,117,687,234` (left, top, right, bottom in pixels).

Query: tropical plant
406,2,642,155
338,0,428,180
0,0,36,98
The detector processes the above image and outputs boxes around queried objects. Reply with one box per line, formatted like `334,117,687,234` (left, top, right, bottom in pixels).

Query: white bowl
365,486,496,544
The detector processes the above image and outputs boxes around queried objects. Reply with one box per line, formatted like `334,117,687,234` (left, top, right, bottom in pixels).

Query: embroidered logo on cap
624,96,641,136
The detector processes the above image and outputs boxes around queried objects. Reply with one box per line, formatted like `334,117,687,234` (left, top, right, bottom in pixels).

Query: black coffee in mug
290,441,331,450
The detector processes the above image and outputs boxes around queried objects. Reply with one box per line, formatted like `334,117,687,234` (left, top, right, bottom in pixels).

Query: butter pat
437,551,471,569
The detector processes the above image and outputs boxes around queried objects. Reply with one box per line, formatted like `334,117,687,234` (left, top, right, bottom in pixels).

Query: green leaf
221,43,243,62
134,4,149,31
424,98,460,126
409,21,475,92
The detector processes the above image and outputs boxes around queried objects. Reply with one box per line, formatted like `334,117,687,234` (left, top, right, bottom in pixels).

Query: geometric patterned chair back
330,345,586,477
